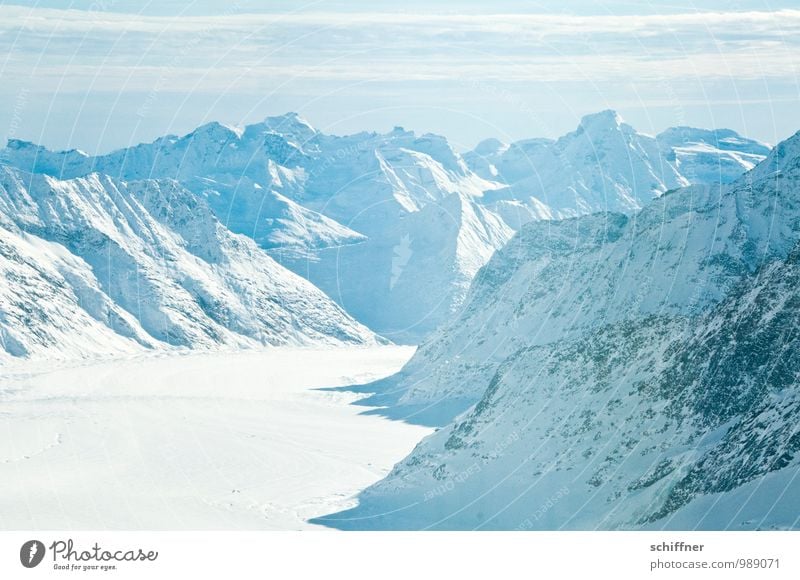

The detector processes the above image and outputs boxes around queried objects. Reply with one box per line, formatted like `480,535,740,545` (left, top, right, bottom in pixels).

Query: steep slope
0,166,378,360
388,130,796,416
314,131,800,530
284,191,514,343
0,225,155,361
321,250,800,530
284,129,512,342
462,137,509,180
184,175,366,256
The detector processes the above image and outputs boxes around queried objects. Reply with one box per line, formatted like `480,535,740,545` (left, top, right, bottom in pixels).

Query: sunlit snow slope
0,167,377,361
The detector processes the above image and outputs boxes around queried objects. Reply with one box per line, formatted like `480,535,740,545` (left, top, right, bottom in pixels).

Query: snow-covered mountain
185,175,367,256
0,166,378,361
267,125,514,342
2,116,512,343
656,126,770,185
465,110,768,223
286,190,514,342
314,130,800,530
2,111,768,343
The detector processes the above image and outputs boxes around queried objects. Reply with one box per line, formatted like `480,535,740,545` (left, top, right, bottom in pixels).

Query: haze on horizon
0,0,798,154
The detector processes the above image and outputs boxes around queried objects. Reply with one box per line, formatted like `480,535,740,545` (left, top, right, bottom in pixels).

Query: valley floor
0,346,429,529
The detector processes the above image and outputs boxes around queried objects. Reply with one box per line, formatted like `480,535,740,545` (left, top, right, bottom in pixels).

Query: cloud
3,5,800,31
1,3,797,150
1,4,799,90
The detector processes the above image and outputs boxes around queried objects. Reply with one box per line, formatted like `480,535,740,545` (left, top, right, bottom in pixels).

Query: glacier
0,345,428,529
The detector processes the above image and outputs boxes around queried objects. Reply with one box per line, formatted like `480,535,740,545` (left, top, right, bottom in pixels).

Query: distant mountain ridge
1,111,770,343
465,110,770,223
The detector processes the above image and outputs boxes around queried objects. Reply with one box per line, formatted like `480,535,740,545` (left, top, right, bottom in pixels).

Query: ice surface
0,346,430,529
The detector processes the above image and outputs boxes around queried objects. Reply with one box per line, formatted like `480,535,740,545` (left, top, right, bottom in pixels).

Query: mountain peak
750,129,800,179
578,109,624,133
472,138,508,156
6,138,41,150
391,125,412,135
262,112,316,134
186,121,243,141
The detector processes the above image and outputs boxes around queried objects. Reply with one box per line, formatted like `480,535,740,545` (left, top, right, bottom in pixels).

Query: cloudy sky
1,0,798,153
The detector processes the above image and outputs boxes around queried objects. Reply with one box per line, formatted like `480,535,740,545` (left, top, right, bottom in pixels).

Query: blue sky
1,1,798,153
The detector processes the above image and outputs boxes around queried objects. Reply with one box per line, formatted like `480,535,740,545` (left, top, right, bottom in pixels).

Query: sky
0,1,798,154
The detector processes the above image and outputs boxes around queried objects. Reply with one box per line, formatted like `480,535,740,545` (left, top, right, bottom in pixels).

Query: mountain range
3,108,796,531
1,111,769,346
315,129,800,530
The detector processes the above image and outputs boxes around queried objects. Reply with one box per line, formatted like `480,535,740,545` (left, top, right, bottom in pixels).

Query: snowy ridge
392,129,795,412
0,225,154,361
314,130,800,530
657,126,771,185
184,176,367,254
2,117,509,342
465,110,768,219
0,166,379,361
